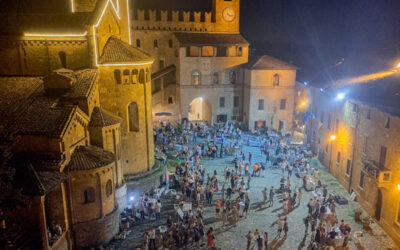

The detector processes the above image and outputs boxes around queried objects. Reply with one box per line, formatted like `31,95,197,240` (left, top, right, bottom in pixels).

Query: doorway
375,189,383,220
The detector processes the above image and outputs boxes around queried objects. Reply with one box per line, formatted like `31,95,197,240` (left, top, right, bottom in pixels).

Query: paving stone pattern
106,137,398,250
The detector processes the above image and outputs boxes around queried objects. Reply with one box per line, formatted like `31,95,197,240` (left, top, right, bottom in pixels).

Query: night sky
133,0,400,80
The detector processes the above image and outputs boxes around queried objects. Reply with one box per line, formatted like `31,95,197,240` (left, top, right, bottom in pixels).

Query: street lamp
301,101,306,107
330,135,336,141
336,93,345,100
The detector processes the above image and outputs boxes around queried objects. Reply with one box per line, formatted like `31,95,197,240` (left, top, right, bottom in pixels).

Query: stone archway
188,97,212,124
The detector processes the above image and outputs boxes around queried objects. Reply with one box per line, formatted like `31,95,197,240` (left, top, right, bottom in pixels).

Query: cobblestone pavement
107,139,399,250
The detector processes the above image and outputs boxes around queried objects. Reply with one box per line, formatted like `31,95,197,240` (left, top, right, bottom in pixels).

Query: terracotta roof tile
63,69,98,99
245,55,297,70
98,36,153,64
0,77,42,124
66,145,115,171
89,107,121,127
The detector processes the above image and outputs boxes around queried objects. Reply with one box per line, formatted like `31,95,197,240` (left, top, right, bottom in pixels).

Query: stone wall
98,65,154,175
306,87,400,246
243,69,296,131
72,207,119,248
115,183,127,213
0,39,90,76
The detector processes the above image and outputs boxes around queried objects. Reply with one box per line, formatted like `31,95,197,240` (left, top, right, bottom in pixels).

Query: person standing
246,231,252,250
277,217,283,238
207,227,215,249
243,197,250,218
263,232,268,250
262,187,268,205
247,174,251,190
288,164,293,177
221,209,228,227
248,152,252,165
215,200,221,219
298,188,302,205
303,216,309,235
268,186,275,207
283,218,289,238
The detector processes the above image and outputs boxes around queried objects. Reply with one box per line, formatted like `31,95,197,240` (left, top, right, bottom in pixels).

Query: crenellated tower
212,0,240,33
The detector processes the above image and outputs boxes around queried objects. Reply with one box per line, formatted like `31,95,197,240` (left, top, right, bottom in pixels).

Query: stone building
0,69,123,248
0,0,154,175
0,0,156,248
242,55,297,131
131,0,297,130
305,68,400,246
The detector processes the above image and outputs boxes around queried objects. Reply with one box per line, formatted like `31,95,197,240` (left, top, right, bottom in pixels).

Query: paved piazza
107,136,397,250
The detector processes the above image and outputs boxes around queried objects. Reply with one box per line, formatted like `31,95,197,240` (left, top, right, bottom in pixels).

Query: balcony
361,158,379,178
361,156,392,188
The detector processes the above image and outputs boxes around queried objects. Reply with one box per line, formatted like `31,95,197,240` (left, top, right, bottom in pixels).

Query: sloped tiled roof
89,107,121,127
174,32,249,46
245,55,297,70
12,93,79,138
98,36,153,64
16,164,68,196
0,77,42,125
63,69,98,99
65,145,115,171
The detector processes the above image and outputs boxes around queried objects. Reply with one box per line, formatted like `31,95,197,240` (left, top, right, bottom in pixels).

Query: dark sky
133,0,400,80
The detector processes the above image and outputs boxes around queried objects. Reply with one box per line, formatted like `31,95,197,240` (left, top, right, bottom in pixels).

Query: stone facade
131,0,296,128
306,86,400,246
242,56,297,131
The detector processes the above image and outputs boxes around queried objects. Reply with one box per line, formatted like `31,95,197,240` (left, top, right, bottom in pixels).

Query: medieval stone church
0,0,153,248
0,0,299,248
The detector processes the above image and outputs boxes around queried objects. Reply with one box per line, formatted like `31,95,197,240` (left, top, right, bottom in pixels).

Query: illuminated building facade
0,0,154,175
131,0,297,130
306,78,400,246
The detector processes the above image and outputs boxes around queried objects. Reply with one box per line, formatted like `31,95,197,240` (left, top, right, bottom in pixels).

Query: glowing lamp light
330,135,336,141
130,196,135,201
336,93,345,100
396,63,400,69
301,101,306,107
398,184,400,191
304,81,308,86
199,97,203,101
320,88,324,92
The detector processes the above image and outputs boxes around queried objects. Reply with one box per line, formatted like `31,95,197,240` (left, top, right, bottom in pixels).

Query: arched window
114,69,121,84
273,74,279,86
237,47,243,56
122,69,130,84
154,39,158,48
128,102,139,132
83,187,95,203
131,69,138,84
106,180,112,197
212,72,219,84
139,69,145,84
192,71,200,85
136,39,141,48
145,68,150,82
58,51,67,68
229,71,236,84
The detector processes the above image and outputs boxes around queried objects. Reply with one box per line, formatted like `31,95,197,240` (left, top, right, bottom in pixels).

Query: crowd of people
122,120,353,250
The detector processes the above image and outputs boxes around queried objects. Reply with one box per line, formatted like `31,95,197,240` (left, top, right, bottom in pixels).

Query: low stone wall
73,207,119,248
115,183,127,213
